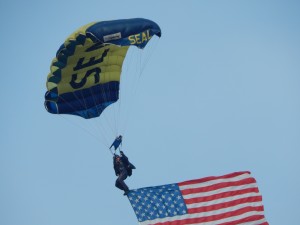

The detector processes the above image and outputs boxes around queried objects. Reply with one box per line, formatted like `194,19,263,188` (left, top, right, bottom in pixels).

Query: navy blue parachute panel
45,82,119,119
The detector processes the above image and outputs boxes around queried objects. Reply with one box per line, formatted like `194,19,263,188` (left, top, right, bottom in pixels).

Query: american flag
127,171,269,225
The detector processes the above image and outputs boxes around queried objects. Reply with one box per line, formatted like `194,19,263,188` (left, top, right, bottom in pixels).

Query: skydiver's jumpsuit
113,152,135,193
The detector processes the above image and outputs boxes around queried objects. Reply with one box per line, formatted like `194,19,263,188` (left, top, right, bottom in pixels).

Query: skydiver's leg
115,170,129,192
115,179,123,190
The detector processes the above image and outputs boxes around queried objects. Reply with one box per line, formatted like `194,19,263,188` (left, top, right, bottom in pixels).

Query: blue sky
1,1,300,225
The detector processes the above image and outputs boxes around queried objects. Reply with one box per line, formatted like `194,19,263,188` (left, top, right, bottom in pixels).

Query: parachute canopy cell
44,18,161,119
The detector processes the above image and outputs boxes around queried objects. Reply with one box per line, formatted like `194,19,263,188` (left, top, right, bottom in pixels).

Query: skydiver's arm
113,157,119,176
120,151,130,167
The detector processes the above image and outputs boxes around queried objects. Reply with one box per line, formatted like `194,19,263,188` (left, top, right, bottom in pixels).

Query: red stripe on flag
154,206,265,225
188,196,263,214
184,187,259,204
181,178,256,195
178,171,251,186
218,215,268,225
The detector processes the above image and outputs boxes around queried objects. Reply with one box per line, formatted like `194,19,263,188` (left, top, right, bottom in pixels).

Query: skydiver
110,135,123,150
113,150,136,195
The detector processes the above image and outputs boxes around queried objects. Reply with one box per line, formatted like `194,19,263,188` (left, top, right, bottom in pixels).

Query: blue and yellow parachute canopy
45,18,161,119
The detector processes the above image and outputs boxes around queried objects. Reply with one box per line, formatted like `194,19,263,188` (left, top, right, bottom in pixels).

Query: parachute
45,18,161,119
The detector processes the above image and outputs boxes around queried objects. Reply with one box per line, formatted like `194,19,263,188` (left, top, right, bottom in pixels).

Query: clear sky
1,1,300,225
